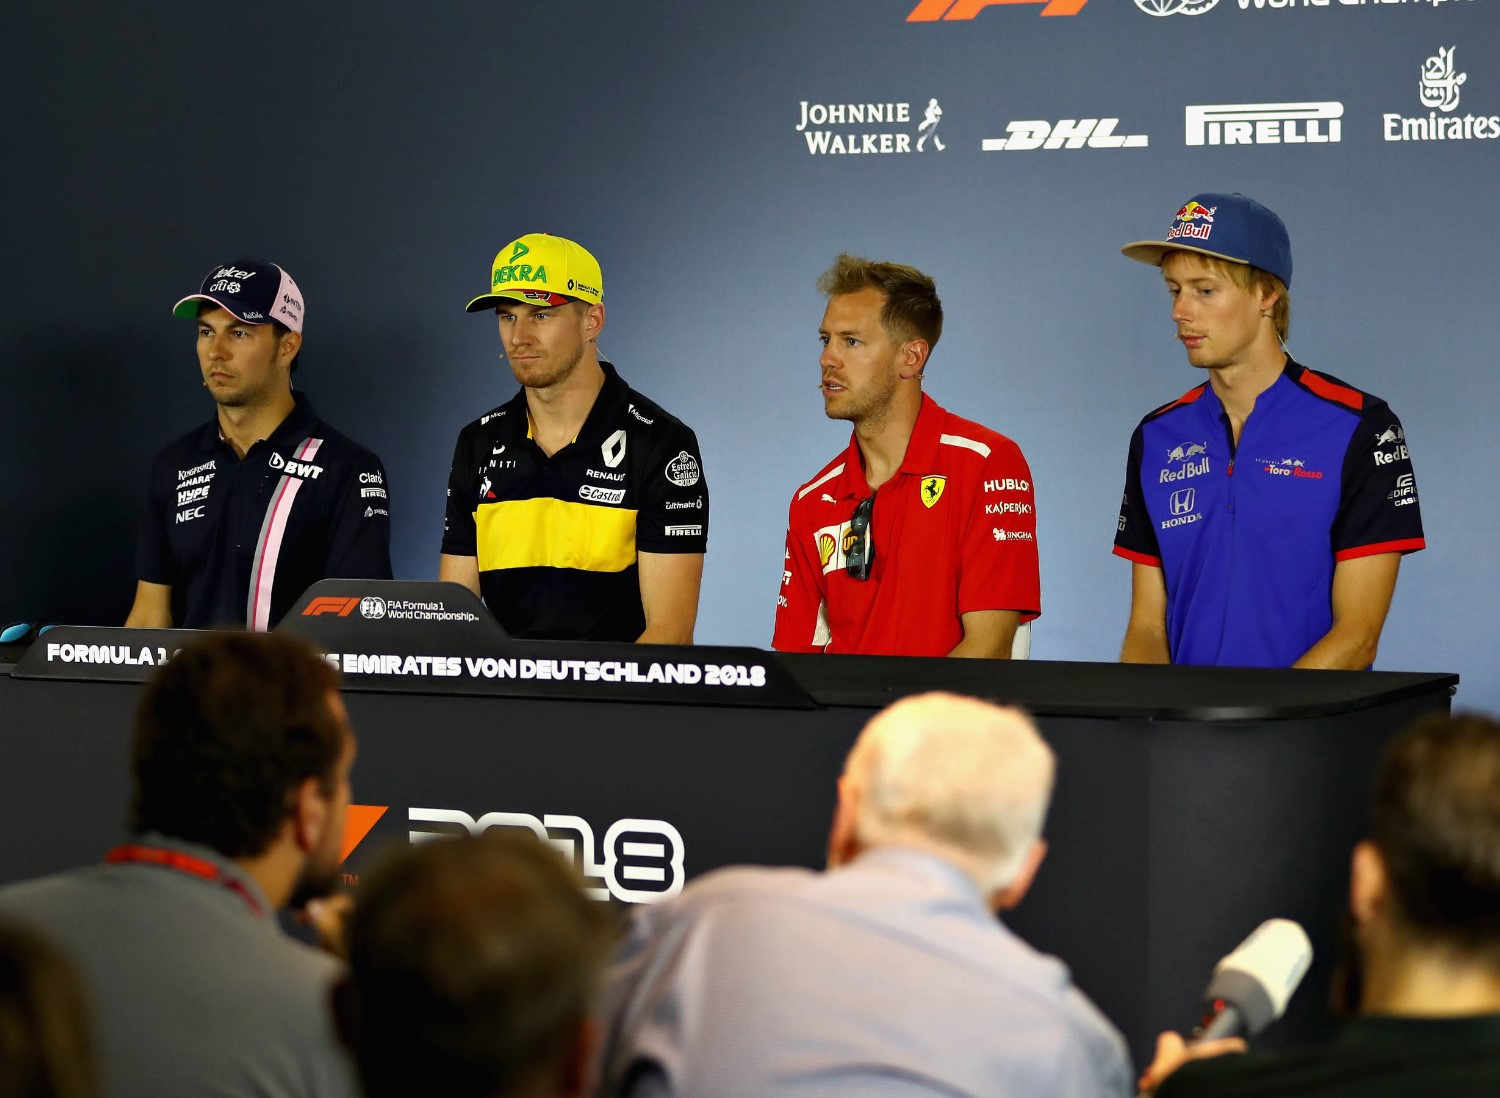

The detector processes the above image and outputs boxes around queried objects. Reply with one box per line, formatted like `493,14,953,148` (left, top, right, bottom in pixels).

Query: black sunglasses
845,496,875,580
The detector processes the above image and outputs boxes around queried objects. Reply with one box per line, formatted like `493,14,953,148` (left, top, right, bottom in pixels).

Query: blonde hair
844,693,1054,893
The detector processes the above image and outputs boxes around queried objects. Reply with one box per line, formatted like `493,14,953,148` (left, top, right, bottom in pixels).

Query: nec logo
408,808,685,905
1171,488,1196,515
302,596,360,617
908,0,1086,18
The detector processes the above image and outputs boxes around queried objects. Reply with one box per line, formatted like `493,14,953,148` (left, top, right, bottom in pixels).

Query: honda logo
1170,488,1196,516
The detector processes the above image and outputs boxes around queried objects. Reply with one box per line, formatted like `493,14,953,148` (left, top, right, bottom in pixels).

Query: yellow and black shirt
442,363,709,640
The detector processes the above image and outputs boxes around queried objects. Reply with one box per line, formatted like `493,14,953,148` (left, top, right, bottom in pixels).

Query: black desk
0,642,1457,1068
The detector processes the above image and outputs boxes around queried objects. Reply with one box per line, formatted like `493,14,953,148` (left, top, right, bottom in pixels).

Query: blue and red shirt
136,393,392,630
1114,358,1424,667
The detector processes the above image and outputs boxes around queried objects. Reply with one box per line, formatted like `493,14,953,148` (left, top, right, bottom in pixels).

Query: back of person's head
130,631,343,859
842,692,1055,895
338,832,615,1098
1371,712,1500,962
0,918,96,1098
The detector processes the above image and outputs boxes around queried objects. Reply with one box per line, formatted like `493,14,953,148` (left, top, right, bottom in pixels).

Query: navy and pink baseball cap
172,258,306,332
1122,193,1293,288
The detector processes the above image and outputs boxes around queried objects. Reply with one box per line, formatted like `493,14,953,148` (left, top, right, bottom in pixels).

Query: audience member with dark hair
336,832,614,1098
1145,712,1500,1096
0,632,359,1098
0,917,96,1098
592,692,1131,1097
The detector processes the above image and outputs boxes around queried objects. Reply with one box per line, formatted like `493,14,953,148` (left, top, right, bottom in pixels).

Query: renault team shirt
773,394,1040,657
136,393,393,630
1114,358,1425,668
442,362,709,641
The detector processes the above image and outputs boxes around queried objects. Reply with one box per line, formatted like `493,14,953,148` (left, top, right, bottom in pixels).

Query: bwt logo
908,0,1087,19
408,808,685,905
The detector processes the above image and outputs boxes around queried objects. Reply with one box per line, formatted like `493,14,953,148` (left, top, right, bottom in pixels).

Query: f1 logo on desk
908,0,1087,20
407,808,686,904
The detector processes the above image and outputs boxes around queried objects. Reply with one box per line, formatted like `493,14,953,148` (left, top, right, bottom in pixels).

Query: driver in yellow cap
439,234,709,643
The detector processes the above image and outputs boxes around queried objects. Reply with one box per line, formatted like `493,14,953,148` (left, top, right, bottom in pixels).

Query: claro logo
407,808,686,904
908,0,1087,20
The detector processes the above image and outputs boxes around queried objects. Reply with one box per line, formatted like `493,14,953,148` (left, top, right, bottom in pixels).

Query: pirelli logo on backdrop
908,0,1088,19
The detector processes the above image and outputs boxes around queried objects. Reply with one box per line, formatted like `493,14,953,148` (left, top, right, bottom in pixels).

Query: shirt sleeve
134,454,176,585
324,452,392,580
771,502,828,652
1113,423,1162,566
440,428,479,557
957,437,1041,621
635,426,709,555
1332,404,1426,561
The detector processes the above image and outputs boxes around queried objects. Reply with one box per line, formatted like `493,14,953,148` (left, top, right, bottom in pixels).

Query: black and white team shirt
136,393,392,629
442,362,709,641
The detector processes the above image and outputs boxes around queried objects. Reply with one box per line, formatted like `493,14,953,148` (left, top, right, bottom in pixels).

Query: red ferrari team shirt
773,395,1040,656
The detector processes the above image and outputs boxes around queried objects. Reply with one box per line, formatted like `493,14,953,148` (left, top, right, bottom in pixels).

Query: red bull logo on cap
1167,201,1217,243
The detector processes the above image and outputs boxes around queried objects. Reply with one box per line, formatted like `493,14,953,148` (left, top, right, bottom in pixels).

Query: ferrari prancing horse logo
920,475,946,508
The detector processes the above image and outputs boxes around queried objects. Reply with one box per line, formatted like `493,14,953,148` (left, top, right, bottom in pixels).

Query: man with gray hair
592,692,1130,1097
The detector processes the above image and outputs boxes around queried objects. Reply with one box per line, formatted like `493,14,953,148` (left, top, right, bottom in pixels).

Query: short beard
287,855,341,910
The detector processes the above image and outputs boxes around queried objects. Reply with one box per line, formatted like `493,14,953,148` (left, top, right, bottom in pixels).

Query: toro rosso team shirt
774,394,1041,657
1114,358,1425,668
136,393,392,630
442,362,709,641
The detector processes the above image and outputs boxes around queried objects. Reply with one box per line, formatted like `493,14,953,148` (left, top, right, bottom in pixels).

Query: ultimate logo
492,239,548,288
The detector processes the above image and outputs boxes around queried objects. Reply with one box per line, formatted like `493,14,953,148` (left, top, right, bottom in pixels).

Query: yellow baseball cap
464,233,604,312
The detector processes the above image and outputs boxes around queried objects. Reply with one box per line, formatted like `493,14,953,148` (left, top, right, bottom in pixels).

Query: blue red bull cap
1121,192,1292,288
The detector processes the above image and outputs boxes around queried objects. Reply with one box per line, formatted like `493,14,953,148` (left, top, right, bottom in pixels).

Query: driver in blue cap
1112,194,1424,669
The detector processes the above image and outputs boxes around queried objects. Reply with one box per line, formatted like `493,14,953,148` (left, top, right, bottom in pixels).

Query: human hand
1136,1030,1246,1094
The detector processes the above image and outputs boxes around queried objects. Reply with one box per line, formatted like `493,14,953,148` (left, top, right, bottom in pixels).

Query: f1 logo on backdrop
908,0,1087,20
407,808,686,904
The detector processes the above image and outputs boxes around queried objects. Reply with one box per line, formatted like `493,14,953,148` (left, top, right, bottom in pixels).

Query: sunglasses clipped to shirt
846,496,875,581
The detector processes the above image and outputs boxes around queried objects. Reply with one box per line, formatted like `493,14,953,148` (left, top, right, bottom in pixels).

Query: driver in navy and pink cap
124,258,391,631
1111,194,1424,670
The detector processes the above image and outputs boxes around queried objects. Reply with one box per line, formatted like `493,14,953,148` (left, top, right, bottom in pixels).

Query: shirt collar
832,393,945,498
197,391,319,455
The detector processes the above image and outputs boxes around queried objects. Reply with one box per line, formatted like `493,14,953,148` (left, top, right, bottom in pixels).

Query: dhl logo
302,596,360,617
908,0,1087,21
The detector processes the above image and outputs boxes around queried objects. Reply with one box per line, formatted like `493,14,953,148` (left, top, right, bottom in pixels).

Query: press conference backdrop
7,2,1496,699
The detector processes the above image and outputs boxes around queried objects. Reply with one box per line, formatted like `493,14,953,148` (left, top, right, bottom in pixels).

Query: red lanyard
105,845,265,916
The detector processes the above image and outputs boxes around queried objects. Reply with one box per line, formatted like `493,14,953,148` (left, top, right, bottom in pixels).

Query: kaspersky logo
492,239,548,288
908,0,1087,20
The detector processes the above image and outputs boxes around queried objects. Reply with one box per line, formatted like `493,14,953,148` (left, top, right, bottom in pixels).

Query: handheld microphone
1194,918,1312,1042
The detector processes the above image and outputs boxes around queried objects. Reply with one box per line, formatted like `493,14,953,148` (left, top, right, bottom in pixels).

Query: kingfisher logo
908,0,1088,19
